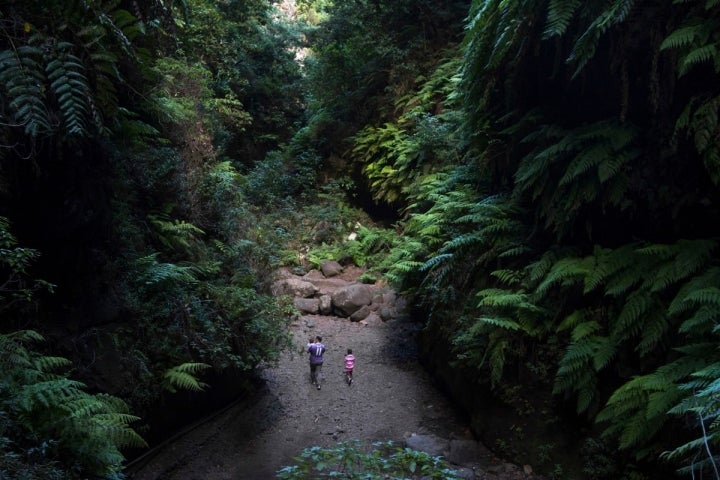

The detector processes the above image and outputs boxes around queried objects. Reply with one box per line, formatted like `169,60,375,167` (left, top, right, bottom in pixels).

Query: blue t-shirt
308,342,325,364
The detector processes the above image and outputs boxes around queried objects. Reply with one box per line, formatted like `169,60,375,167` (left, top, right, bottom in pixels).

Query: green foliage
0,1,150,144
241,148,321,206
0,330,146,479
543,0,582,39
0,217,55,313
306,224,401,270
276,440,459,479
149,213,206,252
674,94,720,185
162,362,211,393
564,0,636,77
661,3,720,186
350,49,463,206
513,120,638,239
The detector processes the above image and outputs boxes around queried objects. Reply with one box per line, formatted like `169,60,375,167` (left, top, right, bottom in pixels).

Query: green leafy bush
276,440,459,479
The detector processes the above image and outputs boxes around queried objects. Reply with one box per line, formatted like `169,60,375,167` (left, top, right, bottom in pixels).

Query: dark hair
316,336,322,342
347,349,352,354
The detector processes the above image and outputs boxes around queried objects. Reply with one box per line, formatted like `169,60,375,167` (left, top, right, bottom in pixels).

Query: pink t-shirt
344,354,355,371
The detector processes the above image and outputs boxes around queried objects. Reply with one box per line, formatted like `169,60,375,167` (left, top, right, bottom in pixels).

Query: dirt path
128,266,548,480
129,312,470,479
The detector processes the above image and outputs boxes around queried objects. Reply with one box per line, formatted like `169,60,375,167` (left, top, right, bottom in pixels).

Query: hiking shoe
317,384,321,390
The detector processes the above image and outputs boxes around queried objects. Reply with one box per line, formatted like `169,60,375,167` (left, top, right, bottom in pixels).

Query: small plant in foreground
276,440,459,479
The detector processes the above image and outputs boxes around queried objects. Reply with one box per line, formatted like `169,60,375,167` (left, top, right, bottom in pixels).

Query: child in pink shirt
344,349,355,385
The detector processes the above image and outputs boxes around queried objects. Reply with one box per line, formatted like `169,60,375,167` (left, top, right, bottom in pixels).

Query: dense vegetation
1,0,719,479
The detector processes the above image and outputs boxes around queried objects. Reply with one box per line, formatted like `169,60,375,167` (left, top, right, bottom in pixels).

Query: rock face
274,267,405,322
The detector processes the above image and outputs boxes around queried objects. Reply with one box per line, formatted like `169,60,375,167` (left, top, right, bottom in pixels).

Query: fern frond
536,256,588,295
543,0,581,38
570,320,602,342
583,244,635,293
478,316,522,331
17,378,86,410
491,269,523,286
635,309,670,357
162,362,211,393
679,43,719,76
149,213,205,251
33,355,72,373
0,45,51,135
612,291,655,340
567,0,637,77
554,336,602,412
660,24,703,50
134,253,198,286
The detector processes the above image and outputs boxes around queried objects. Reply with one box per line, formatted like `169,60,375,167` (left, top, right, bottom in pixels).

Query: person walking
344,349,355,385
307,336,325,390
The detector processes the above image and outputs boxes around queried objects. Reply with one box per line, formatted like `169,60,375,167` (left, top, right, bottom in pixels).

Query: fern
566,0,637,77
1,330,146,477
149,213,205,251
543,0,582,38
660,23,705,50
554,333,603,413
46,41,92,136
674,95,720,184
597,350,713,453
134,253,198,287
0,44,51,136
162,362,211,393
513,121,638,238
535,256,589,296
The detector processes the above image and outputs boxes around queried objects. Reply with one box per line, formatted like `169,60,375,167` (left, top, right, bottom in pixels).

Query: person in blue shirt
307,336,326,390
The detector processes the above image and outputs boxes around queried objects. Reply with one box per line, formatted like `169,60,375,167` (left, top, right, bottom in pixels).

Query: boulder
320,259,343,277
331,283,374,317
271,277,318,298
362,312,383,326
303,269,326,280
294,297,319,314
318,294,333,315
447,438,491,466
404,433,449,457
377,305,395,321
349,305,372,322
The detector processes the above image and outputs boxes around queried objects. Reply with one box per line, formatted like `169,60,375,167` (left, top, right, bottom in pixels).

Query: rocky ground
128,266,546,480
